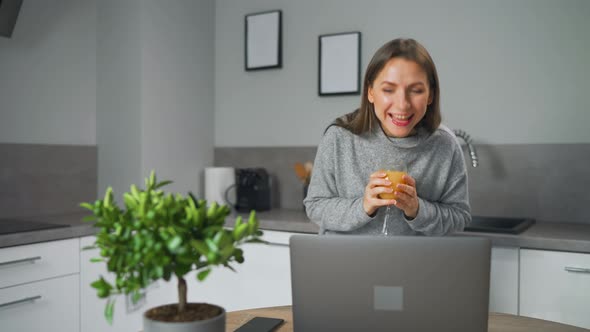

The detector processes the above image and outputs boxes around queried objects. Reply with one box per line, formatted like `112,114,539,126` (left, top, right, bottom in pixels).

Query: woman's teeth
390,114,412,127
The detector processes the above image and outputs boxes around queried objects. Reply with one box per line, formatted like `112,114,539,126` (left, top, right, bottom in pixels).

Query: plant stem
178,276,187,313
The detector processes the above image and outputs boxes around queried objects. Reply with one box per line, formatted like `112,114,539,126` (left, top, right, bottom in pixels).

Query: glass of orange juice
378,161,408,236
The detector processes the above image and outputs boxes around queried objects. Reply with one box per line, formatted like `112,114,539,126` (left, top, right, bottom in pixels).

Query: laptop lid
290,235,491,332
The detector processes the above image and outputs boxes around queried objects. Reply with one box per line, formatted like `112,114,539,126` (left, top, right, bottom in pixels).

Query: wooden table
227,306,588,332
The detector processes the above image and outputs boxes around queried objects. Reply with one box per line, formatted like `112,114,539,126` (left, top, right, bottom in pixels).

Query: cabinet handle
564,267,590,274
0,256,42,267
0,295,42,310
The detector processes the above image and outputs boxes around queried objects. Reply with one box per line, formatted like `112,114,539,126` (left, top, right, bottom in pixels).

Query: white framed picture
318,31,361,96
245,10,282,71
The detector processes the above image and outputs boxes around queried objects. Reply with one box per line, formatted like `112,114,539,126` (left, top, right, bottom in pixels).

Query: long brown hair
334,38,441,135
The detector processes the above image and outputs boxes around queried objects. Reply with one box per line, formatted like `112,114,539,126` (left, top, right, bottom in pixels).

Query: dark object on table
235,316,285,332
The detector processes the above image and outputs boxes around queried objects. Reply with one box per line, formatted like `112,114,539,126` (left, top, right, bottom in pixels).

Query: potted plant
81,171,262,332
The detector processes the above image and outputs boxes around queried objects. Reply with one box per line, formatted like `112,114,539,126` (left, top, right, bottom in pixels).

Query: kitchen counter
0,212,97,248
236,209,590,254
2,209,590,254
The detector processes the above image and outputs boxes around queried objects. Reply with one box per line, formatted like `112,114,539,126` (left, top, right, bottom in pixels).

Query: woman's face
368,57,432,138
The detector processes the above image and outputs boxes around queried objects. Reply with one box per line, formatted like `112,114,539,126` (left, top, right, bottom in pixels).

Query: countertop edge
2,210,590,254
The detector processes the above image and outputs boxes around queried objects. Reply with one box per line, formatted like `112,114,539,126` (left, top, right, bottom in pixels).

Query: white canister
204,167,235,206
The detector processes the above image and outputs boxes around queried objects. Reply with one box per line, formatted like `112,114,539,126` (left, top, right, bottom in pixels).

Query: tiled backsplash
0,143,97,218
215,144,590,224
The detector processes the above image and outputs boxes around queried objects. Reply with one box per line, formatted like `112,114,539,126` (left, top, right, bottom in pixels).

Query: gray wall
215,0,590,147
97,0,142,199
0,0,96,145
98,0,215,198
141,0,215,196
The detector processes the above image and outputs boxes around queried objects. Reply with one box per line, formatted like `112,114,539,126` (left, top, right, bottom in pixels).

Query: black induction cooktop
0,218,70,235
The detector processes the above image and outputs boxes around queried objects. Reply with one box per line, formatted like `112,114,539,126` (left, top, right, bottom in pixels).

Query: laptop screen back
289,235,491,332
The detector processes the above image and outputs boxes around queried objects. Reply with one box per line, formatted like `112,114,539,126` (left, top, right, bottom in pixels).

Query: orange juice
379,170,407,199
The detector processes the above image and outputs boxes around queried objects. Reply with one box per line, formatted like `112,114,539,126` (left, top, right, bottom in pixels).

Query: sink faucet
453,129,479,167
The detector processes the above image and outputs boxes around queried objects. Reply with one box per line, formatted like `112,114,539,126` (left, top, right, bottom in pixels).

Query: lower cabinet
188,230,295,311
0,274,80,332
489,246,519,314
519,249,590,329
0,238,80,332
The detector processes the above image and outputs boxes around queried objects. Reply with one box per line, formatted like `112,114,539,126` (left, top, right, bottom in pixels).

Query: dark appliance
0,0,23,38
0,218,69,235
227,168,271,212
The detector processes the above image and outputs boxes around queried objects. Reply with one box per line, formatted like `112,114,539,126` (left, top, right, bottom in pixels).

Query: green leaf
82,215,96,222
123,193,137,209
155,180,173,189
90,257,103,263
105,298,115,325
191,240,209,255
233,223,248,240
167,236,182,252
104,187,113,207
130,185,140,199
80,202,94,210
197,268,211,281
91,277,113,298
205,238,218,253
149,170,156,188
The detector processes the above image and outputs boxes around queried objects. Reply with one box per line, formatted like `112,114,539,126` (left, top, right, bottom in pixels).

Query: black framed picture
245,10,282,71
318,31,361,96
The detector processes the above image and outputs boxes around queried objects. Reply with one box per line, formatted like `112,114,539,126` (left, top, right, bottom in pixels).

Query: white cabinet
81,235,152,332
520,249,590,329
0,274,80,332
190,230,296,311
0,238,80,332
489,246,519,315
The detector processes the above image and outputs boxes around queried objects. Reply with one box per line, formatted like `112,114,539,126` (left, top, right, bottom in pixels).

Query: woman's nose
395,91,411,110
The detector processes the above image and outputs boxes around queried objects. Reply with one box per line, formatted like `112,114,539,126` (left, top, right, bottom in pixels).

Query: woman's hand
363,171,396,216
393,174,419,219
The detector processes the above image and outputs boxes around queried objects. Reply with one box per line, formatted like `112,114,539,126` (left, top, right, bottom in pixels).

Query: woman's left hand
393,174,419,219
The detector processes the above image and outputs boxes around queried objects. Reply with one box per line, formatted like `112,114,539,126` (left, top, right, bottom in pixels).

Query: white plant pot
143,304,225,332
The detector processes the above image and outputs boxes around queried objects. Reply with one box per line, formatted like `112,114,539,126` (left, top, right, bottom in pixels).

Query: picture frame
245,10,282,71
318,31,361,96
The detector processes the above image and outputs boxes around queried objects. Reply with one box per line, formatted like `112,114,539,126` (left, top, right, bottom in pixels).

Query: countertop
2,209,590,254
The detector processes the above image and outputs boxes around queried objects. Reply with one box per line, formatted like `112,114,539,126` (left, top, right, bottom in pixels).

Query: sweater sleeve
405,142,472,235
303,127,373,232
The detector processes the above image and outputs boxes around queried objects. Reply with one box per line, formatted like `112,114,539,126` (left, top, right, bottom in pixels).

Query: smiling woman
304,38,470,237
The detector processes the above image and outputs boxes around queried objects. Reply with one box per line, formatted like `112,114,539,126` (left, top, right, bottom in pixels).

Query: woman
304,38,471,236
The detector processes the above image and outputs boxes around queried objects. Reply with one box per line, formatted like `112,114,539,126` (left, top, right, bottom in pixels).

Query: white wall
0,0,96,145
215,0,590,146
97,0,215,198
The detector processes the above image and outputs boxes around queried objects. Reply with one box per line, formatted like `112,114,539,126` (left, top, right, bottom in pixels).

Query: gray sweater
303,124,471,236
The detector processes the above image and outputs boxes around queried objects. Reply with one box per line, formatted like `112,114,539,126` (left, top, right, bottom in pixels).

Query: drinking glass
378,161,408,236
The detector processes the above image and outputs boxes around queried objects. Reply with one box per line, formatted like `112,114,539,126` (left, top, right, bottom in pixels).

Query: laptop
289,235,491,332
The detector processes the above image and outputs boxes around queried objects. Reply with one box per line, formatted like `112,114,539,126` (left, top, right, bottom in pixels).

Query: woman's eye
383,89,393,93
411,90,424,94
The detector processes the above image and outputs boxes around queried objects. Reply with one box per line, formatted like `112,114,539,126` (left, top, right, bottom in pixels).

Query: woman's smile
389,113,414,127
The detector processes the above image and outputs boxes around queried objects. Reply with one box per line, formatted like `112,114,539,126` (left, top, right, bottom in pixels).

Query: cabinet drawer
0,238,79,288
0,274,79,332
520,249,590,329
